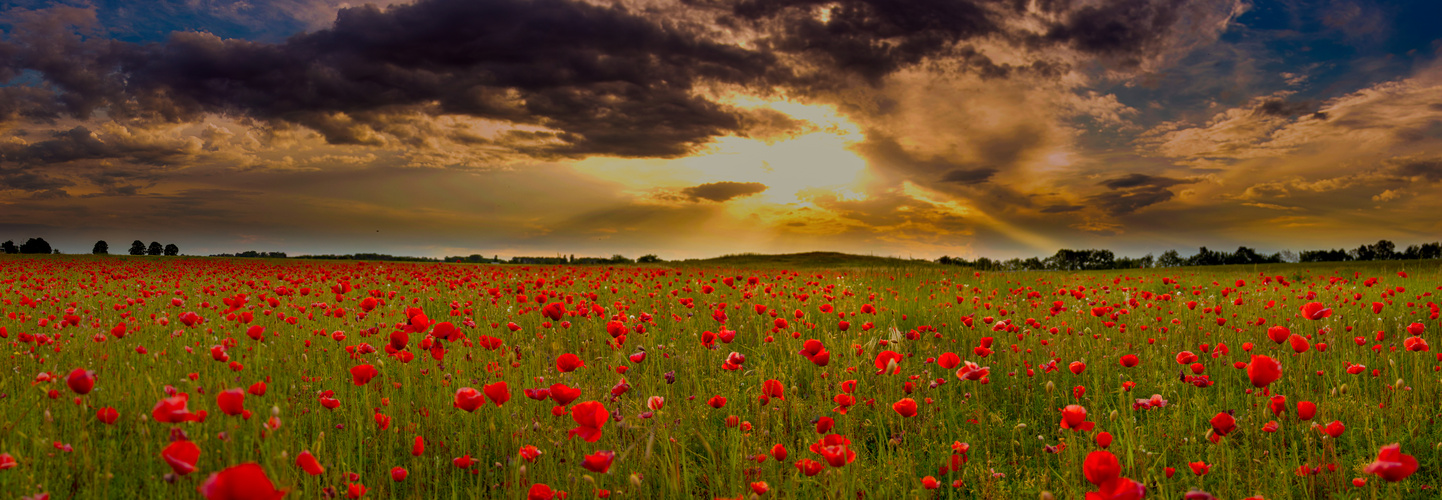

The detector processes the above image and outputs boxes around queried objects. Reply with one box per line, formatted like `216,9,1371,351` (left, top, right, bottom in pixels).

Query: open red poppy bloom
874,351,902,375
892,398,918,417
582,450,615,473
453,387,485,412
483,382,510,407
568,401,609,442
1363,443,1418,482
295,450,324,476
1210,412,1236,437
1300,302,1332,320
162,441,201,476
1060,405,1094,431
1247,355,1282,388
214,388,244,417
66,368,95,395
350,364,379,386
198,463,286,500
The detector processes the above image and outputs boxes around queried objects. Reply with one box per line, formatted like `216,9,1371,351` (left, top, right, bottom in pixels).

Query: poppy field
0,255,1438,500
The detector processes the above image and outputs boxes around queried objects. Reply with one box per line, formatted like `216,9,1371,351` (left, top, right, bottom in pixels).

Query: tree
638,254,662,263
20,238,52,254
1,240,16,254
147,241,163,256
1157,250,1183,267
164,243,179,256
129,240,146,255
93,241,109,254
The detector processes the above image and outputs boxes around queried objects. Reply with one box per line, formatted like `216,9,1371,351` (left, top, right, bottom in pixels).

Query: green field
1,255,1438,499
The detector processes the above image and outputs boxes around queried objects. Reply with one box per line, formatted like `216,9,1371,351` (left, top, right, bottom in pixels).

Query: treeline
451,254,663,265
299,253,443,263
209,251,289,258
1,239,179,256
940,239,1442,271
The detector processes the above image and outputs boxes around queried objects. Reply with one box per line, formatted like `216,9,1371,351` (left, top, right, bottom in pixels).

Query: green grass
0,255,1438,499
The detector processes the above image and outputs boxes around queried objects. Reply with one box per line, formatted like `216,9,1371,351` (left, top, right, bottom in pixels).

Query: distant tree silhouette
164,243,179,256
638,254,662,263
129,240,146,255
93,241,109,254
20,238,52,254
147,241,163,256
1,240,16,254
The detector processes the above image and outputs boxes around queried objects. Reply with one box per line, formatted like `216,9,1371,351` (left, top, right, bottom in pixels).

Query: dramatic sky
2,0,1441,259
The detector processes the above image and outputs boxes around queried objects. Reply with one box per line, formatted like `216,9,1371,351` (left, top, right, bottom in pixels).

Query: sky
1,0,1441,260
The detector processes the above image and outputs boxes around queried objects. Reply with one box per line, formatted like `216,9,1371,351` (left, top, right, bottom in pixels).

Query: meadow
0,255,1437,499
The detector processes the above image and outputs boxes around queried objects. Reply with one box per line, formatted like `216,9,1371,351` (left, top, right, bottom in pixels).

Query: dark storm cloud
0,169,74,192
716,0,999,83
1252,98,1315,118
1,0,779,158
1040,203,1082,213
939,167,998,184
1393,159,1442,182
681,181,769,202
1090,173,1195,214
1044,0,1195,67
0,126,195,165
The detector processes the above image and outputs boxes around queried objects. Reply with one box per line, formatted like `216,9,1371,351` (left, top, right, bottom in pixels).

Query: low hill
676,251,940,268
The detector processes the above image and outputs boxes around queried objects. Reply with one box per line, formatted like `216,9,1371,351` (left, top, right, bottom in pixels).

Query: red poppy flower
1210,412,1236,437
1288,334,1310,353
216,388,246,417
162,441,201,476
350,365,379,386
771,444,787,461
97,407,118,425
955,361,989,381
1060,405,1094,431
1266,326,1290,344
794,459,825,476
1083,451,1120,486
198,463,286,500
1096,432,1113,449
1246,355,1282,388
556,353,585,373
1297,401,1316,420
810,434,856,467
892,398,917,418
874,351,902,375
1119,354,1139,368
1069,361,1086,375
1189,461,1210,476
453,454,474,469
568,401,609,442
0,453,16,470
707,396,727,409
519,445,543,462
582,450,615,473
1363,443,1418,482
1175,351,1198,365
453,388,485,412
152,394,200,423
1300,302,1333,320
762,379,785,400
815,416,835,433
549,384,581,406
1324,420,1345,438
66,368,95,395
412,436,424,457
390,466,407,482
295,450,324,476
483,382,510,407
